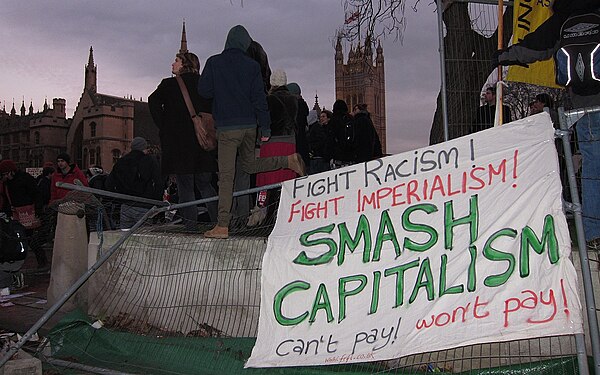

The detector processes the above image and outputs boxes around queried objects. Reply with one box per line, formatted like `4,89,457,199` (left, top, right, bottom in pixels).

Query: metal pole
58,180,287,213
56,182,168,207
558,107,600,374
436,0,450,141
0,207,158,368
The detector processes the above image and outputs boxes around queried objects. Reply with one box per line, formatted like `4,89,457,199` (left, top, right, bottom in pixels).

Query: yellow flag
506,0,560,88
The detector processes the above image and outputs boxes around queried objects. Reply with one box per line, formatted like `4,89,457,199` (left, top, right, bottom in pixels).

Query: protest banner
246,113,583,368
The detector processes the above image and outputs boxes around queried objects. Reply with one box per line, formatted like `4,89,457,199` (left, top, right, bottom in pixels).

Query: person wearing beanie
104,137,163,229
270,69,287,88
149,47,218,230
198,25,305,239
130,137,148,152
0,160,48,270
50,152,88,203
247,69,300,228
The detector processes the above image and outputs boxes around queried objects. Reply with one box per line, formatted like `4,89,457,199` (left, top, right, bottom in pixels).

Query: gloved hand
491,49,529,69
259,128,271,144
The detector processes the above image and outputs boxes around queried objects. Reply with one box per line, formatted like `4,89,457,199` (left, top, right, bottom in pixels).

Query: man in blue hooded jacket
198,25,305,239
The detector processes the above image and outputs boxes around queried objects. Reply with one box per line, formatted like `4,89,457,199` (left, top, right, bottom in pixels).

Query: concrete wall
87,230,265,337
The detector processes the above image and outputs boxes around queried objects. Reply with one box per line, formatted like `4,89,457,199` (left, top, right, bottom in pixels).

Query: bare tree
340,0,514,145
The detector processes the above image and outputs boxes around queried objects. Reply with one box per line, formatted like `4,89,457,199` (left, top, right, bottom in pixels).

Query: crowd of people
0,24,387,288
4,2,600,287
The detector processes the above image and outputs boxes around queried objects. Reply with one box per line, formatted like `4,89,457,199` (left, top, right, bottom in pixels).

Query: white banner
247,113,583,368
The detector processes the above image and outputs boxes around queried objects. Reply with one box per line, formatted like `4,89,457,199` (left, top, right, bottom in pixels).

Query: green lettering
483,228,517,287
274,280,310,326
338,215,372,265
439,254,464,297
444,195,479,250
338,275,367,323
402,203,439,251
520,215,559,277
384,259,420,307
409,258,435,304
372,210,401,261
295,224,337,266
309,283,334,324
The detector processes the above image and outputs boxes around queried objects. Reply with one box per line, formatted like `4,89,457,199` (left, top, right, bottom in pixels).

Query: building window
25,132,30,142
89,149,96,166
83,148,88,169
95,146,101,167
12,134,18,143
111,149,121,165
11,149,18,161
34,132,40,145
3,135,9,144
90,122,97,138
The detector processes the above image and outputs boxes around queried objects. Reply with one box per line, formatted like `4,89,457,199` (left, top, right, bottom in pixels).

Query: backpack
0,217,28,263
109,154,147,197
555,11,600,96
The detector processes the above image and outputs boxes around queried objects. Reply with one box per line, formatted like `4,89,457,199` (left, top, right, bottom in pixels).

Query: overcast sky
0,0,441,154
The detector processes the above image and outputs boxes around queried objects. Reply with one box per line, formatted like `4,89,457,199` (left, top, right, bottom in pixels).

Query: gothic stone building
335,37,387,154
66,47,158,171
0,99,69,170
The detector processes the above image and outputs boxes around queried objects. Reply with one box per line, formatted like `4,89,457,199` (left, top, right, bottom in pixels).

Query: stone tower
85,46,97,94
179,21,188,54
335,35,387,154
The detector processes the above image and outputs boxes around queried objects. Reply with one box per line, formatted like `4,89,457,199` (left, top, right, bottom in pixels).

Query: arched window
89,149,96,166
34,132,40,145
83,148,88,168
96,146,101,167
90,122,97,138
112,149,121,165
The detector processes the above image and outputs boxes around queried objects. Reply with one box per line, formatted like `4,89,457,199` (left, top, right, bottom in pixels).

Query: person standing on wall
149,51,218,230
198,25,305,239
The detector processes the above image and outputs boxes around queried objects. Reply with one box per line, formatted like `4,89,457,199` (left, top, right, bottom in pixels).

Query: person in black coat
351,104,383,163
330,99,356,168
0,160,47,270
148,52,218,229
287,83,310,167
308,109,334,174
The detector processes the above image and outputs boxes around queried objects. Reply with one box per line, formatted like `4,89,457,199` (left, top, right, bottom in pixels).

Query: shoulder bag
176,75,217,151
6,189,41,230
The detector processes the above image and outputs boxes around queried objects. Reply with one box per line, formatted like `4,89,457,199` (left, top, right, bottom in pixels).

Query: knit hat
270,69,287,87
131,137,148,151
287,82,301,96
57,153,71,163
0,160,17,174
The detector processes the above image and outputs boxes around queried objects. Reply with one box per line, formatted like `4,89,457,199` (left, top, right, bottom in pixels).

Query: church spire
179,20,188,54
20,99,26,116
313,92,321,112
85,46,97,93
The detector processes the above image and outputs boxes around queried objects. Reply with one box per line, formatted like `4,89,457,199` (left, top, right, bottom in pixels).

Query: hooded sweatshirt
198,25,271,137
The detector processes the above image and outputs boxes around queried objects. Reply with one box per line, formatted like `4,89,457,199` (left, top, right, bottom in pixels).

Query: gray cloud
0,0,441,153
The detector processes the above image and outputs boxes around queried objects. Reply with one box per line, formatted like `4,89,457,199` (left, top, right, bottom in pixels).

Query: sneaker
204,225,229,239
